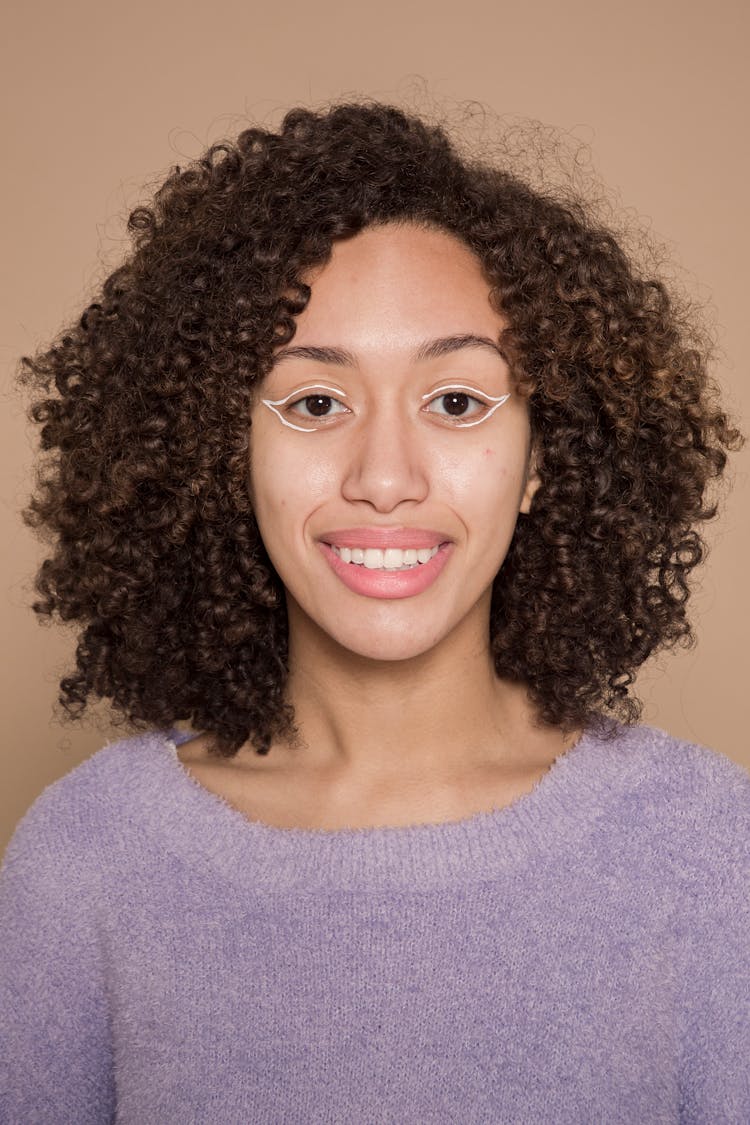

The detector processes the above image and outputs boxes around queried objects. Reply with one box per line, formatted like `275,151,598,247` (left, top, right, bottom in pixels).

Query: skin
179,221,583,827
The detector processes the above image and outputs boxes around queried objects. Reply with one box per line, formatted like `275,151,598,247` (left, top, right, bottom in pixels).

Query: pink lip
319,527,450,549
318,541,453,600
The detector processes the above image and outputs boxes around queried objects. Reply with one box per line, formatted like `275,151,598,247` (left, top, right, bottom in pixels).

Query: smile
330,545,440,570
318,541,453,599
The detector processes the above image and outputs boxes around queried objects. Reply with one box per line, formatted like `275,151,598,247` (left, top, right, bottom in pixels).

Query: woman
1,100,748,1122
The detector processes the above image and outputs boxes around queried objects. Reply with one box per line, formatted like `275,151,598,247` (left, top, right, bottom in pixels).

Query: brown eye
442,393,470,415
304,395,333,416
287,393,349,420
424,390,487,421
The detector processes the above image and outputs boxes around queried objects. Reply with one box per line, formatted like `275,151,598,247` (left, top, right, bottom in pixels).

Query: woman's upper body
1,719,748,1123
5,99,748,1122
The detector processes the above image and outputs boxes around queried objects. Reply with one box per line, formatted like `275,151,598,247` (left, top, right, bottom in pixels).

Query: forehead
288,222,503,352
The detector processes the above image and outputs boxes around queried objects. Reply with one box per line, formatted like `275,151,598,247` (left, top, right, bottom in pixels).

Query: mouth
318,540,453,599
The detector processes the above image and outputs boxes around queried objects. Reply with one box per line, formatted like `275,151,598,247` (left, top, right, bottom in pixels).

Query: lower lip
318,542,453,599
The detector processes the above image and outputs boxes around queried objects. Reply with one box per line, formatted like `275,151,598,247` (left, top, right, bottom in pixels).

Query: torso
175,727,583,831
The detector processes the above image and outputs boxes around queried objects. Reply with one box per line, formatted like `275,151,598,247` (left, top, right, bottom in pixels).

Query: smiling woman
2,98,748,1122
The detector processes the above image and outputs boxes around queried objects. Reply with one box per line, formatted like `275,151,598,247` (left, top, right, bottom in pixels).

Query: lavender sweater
1,720,748,1123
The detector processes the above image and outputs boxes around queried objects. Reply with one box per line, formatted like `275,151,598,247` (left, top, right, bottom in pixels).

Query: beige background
2,0,748,855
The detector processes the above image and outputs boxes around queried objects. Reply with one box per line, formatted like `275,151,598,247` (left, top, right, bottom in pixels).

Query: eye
287,393,349,420
423,390,489,422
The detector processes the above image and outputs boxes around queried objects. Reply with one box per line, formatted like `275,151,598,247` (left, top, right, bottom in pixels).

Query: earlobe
519,453,540,515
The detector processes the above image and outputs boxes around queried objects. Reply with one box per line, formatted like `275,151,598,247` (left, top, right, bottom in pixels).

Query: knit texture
1,720,748,1123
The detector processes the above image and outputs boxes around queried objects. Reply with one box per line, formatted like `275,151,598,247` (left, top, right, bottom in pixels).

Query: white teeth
331,544,440,569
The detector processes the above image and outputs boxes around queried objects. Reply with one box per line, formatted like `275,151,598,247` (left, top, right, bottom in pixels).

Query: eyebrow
269,333,506,369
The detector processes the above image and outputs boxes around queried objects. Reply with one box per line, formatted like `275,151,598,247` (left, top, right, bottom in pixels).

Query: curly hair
19,98,744,757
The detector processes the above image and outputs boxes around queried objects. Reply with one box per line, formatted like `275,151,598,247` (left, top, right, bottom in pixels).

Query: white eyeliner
260,384,349,432
261,383,511,432
421,386,511,428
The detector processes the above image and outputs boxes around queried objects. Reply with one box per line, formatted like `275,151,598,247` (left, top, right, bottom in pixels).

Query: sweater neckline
137,719,641,891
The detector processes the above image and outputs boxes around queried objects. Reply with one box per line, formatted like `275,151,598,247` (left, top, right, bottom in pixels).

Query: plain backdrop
2,0,748,854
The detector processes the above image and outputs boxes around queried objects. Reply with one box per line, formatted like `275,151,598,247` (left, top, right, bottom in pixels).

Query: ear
519,447,540,515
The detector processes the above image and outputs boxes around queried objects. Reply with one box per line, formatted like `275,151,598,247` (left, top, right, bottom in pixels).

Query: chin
287,592,469,665
325,623,450,664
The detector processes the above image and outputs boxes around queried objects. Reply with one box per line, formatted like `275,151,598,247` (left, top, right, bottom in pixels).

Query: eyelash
281,387,498,426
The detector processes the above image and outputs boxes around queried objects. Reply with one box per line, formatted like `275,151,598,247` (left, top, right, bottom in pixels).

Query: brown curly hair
19,98,744,757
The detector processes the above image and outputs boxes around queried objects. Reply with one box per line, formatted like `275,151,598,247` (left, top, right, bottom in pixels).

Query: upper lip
319,527,451,549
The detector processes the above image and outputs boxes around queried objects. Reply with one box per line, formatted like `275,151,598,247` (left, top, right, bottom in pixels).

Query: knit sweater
1,720,748,1124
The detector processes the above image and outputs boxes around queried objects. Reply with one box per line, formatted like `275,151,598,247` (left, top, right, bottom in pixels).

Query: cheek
249,431,338,536
433,445,514,506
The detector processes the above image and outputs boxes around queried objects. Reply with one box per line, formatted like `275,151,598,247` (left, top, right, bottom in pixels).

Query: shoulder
593,719,749,806
1,729,180,880
605,721,749,883
624,721,748,813
576,719,749,877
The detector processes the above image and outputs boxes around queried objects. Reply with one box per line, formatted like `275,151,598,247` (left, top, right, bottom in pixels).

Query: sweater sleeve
677,754,750,1124
0,795,116,1123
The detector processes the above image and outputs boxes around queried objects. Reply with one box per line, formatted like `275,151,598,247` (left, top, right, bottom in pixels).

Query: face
248,222,539,664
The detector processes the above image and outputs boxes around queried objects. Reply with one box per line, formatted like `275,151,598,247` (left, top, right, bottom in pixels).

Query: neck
275,606,556,784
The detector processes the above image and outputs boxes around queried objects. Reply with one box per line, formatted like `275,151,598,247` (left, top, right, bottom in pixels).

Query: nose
340,401,429,513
